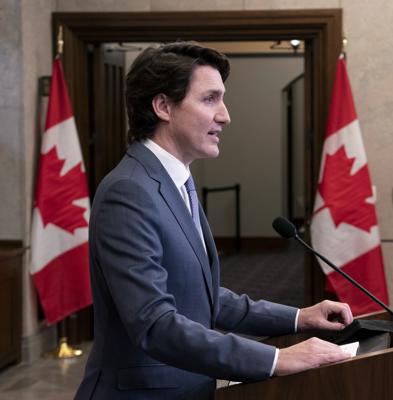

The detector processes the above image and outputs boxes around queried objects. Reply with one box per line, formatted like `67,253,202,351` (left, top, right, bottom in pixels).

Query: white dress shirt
142,139,205,245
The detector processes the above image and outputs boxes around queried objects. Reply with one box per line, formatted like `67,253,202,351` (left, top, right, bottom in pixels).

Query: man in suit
75,42,353,399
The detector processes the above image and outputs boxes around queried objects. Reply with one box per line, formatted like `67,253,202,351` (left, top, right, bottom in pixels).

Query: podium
215,311,393,400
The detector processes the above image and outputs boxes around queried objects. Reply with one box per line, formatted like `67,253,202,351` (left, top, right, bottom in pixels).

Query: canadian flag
310,56,389,316
30,57,92,325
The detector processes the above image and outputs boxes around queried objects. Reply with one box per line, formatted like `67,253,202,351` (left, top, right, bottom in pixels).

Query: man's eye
204,95,215,103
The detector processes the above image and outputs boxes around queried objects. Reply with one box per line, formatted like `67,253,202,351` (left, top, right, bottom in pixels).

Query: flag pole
57,25,64,56
49,24,84,359
341,36,347,60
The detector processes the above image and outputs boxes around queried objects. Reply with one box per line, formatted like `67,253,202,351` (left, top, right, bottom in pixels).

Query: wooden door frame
52,9,342,310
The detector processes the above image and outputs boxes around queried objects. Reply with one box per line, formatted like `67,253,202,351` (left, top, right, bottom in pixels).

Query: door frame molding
52,9,342,307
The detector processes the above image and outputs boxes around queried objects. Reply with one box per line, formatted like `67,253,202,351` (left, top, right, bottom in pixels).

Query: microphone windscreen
272,217,297,239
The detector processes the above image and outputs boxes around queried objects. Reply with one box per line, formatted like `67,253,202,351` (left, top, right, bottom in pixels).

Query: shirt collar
142,138,190,188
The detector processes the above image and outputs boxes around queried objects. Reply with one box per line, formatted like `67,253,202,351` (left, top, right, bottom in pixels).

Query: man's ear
152,93,171,122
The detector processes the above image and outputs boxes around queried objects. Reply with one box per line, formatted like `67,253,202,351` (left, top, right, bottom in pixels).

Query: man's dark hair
125,41,230,143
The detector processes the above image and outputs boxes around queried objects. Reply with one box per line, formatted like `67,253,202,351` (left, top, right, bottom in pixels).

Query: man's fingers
325,301,353,325
340,303,353,325
274,337,351,376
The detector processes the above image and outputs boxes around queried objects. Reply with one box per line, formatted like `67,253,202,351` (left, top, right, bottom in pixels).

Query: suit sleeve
215,287,298,336
93,177,292,382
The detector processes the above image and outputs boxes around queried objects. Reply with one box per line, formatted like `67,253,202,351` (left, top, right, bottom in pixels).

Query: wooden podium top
215,311,393,400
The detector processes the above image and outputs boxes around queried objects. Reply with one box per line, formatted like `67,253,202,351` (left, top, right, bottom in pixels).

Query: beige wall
21,0,56,338
1,0,392,346
0,0,23,240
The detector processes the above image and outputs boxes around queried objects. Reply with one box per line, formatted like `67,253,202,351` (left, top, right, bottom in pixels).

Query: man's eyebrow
204,89,225,96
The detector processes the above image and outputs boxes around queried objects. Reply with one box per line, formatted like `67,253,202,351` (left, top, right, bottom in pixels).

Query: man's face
166,65,231,166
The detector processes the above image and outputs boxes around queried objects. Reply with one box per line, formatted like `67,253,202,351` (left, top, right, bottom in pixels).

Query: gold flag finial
57,25,64,55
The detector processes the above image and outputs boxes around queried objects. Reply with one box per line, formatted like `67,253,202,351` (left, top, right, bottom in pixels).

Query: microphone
272,216,393,316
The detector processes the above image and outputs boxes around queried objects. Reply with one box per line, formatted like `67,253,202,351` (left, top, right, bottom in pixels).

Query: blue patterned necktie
184,175,202,232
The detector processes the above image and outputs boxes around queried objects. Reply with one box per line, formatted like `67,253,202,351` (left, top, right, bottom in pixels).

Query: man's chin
207,146,220,158
194,147,220,161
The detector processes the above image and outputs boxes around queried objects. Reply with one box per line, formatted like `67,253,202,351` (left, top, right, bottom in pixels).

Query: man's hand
274,337,351,376
274,301,353,376
297,300,353,332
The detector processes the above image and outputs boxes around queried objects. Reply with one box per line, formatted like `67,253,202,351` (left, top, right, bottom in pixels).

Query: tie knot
184,175,196,193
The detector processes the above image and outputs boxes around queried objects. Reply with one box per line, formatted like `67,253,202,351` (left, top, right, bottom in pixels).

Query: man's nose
216,102,231,125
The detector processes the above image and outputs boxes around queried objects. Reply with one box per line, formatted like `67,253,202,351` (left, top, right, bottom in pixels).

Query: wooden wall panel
0,241,23,369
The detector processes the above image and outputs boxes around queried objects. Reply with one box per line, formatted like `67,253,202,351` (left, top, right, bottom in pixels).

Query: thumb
325,321,346,330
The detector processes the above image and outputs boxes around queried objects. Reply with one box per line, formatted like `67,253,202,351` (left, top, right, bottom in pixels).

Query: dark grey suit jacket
74,141,298,399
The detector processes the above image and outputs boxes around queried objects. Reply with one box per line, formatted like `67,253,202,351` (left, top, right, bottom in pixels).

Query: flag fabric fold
30,57,92,325
310,56,388,316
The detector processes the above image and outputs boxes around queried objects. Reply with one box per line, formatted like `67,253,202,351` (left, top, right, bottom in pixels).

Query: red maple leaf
35,147,88,233
315,146,377,232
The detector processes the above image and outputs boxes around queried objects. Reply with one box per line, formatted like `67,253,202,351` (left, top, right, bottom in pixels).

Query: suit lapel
159,183,214,305
127,142,214,307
